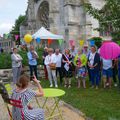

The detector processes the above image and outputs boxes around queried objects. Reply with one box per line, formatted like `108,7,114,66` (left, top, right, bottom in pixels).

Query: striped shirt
11,89,44,120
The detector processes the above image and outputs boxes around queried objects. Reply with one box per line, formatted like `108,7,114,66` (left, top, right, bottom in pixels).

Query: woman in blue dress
11,74,44,120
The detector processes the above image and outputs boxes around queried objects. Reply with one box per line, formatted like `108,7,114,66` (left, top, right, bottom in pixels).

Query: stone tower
21,0,105,47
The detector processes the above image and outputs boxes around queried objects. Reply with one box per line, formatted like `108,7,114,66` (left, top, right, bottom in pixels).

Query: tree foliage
84,0,120,42
90,37,103,48
0,48,44,69
10,15,26,44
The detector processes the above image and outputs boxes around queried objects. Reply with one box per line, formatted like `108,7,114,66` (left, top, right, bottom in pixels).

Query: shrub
0,48,44,69
0,53,11,69
90,37,103,48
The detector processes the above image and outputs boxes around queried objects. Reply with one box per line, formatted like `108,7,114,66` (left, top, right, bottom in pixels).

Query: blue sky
0,0,28,36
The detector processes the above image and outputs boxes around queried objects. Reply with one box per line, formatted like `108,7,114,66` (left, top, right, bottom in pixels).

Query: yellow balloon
24,34,32,43
79,40,84,46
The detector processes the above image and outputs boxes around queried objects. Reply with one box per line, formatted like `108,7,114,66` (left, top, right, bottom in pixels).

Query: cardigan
88,52,100,70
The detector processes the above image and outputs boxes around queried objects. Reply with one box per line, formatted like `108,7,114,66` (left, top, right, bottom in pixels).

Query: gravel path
0,69,86,120
0,90,85,120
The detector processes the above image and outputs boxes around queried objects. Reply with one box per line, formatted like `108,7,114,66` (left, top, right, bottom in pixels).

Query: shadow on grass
40,78,120,120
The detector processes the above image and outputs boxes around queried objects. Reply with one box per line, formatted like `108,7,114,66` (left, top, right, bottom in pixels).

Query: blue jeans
90,69,100,86
29,65,38,79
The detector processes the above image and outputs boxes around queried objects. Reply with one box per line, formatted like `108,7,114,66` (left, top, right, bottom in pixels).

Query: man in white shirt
54,49,63,85
45,48,58,87
102,58,113,88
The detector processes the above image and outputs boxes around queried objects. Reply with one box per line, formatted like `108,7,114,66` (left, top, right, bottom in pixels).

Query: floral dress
74,54,87,78
11,89,44,120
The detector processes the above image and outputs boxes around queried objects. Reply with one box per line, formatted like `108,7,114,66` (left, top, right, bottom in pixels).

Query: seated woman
11,74,44,120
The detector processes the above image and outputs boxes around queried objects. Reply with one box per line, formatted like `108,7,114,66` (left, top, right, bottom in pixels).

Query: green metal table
5,84,65,120
42,88,65,120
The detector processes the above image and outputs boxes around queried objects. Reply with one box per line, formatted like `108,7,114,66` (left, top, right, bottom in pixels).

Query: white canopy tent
32,27,64,40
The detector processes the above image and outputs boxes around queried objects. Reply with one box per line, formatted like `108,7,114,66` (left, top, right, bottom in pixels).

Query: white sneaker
55,85,58,88
50,84,53,87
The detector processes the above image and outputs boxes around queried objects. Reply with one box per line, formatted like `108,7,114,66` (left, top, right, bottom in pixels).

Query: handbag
49,63,56,70
63,54,75,71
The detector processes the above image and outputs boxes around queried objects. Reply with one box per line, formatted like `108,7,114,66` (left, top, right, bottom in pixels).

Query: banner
79,40,84,46
58,39,63,46
36,37,41,43
69,40,75,46
48,39,52,46
20,39,25,45
90,40,95,46
4,33,9,39
15,35,19,40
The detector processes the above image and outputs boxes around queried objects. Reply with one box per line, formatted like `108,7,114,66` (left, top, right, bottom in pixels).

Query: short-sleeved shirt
11,89,44,120
27,51,38,65
54,53,62,67
102,58,112,70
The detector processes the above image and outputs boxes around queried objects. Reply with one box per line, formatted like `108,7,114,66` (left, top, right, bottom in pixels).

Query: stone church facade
20,0,105,47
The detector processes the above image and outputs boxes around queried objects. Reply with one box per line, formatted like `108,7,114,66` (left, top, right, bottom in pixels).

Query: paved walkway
0,91,85,120
0,69,86,120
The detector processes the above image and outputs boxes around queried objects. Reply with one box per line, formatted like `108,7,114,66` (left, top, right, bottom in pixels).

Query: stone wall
21,0,105,48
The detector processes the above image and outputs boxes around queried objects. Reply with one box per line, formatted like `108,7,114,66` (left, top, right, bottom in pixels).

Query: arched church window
38,1,49,29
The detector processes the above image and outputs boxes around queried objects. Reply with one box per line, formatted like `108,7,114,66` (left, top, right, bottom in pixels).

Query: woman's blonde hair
48,48,53,52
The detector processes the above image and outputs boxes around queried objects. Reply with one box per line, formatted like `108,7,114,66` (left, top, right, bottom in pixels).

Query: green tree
10,15,26,44
90,37,103,48
84,0,120,42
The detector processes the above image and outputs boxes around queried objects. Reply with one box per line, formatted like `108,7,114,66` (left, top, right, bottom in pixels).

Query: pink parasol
100,41,120,59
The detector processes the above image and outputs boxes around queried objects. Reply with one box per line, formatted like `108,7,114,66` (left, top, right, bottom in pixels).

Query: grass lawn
40,78,120,120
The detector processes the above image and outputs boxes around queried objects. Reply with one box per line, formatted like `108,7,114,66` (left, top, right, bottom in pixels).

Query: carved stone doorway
37,1,49,29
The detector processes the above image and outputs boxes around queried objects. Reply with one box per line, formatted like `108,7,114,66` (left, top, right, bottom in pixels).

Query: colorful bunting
48,39,52,46
79,40,84,46
20,39,25,45
36,37,41,43
15,35,19,40
90,40,95,46
4,33,9,39
58,39,63,46
69,40,75,46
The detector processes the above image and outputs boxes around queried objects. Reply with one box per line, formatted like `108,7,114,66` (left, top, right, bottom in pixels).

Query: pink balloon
100,41,120,59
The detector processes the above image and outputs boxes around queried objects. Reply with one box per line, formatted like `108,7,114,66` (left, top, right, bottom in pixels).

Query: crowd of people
11,45,120,89
9,44,120,120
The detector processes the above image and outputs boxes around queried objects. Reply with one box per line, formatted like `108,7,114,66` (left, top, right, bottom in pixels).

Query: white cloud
0,23,13,36
0,0,8,9
0,0,28,35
